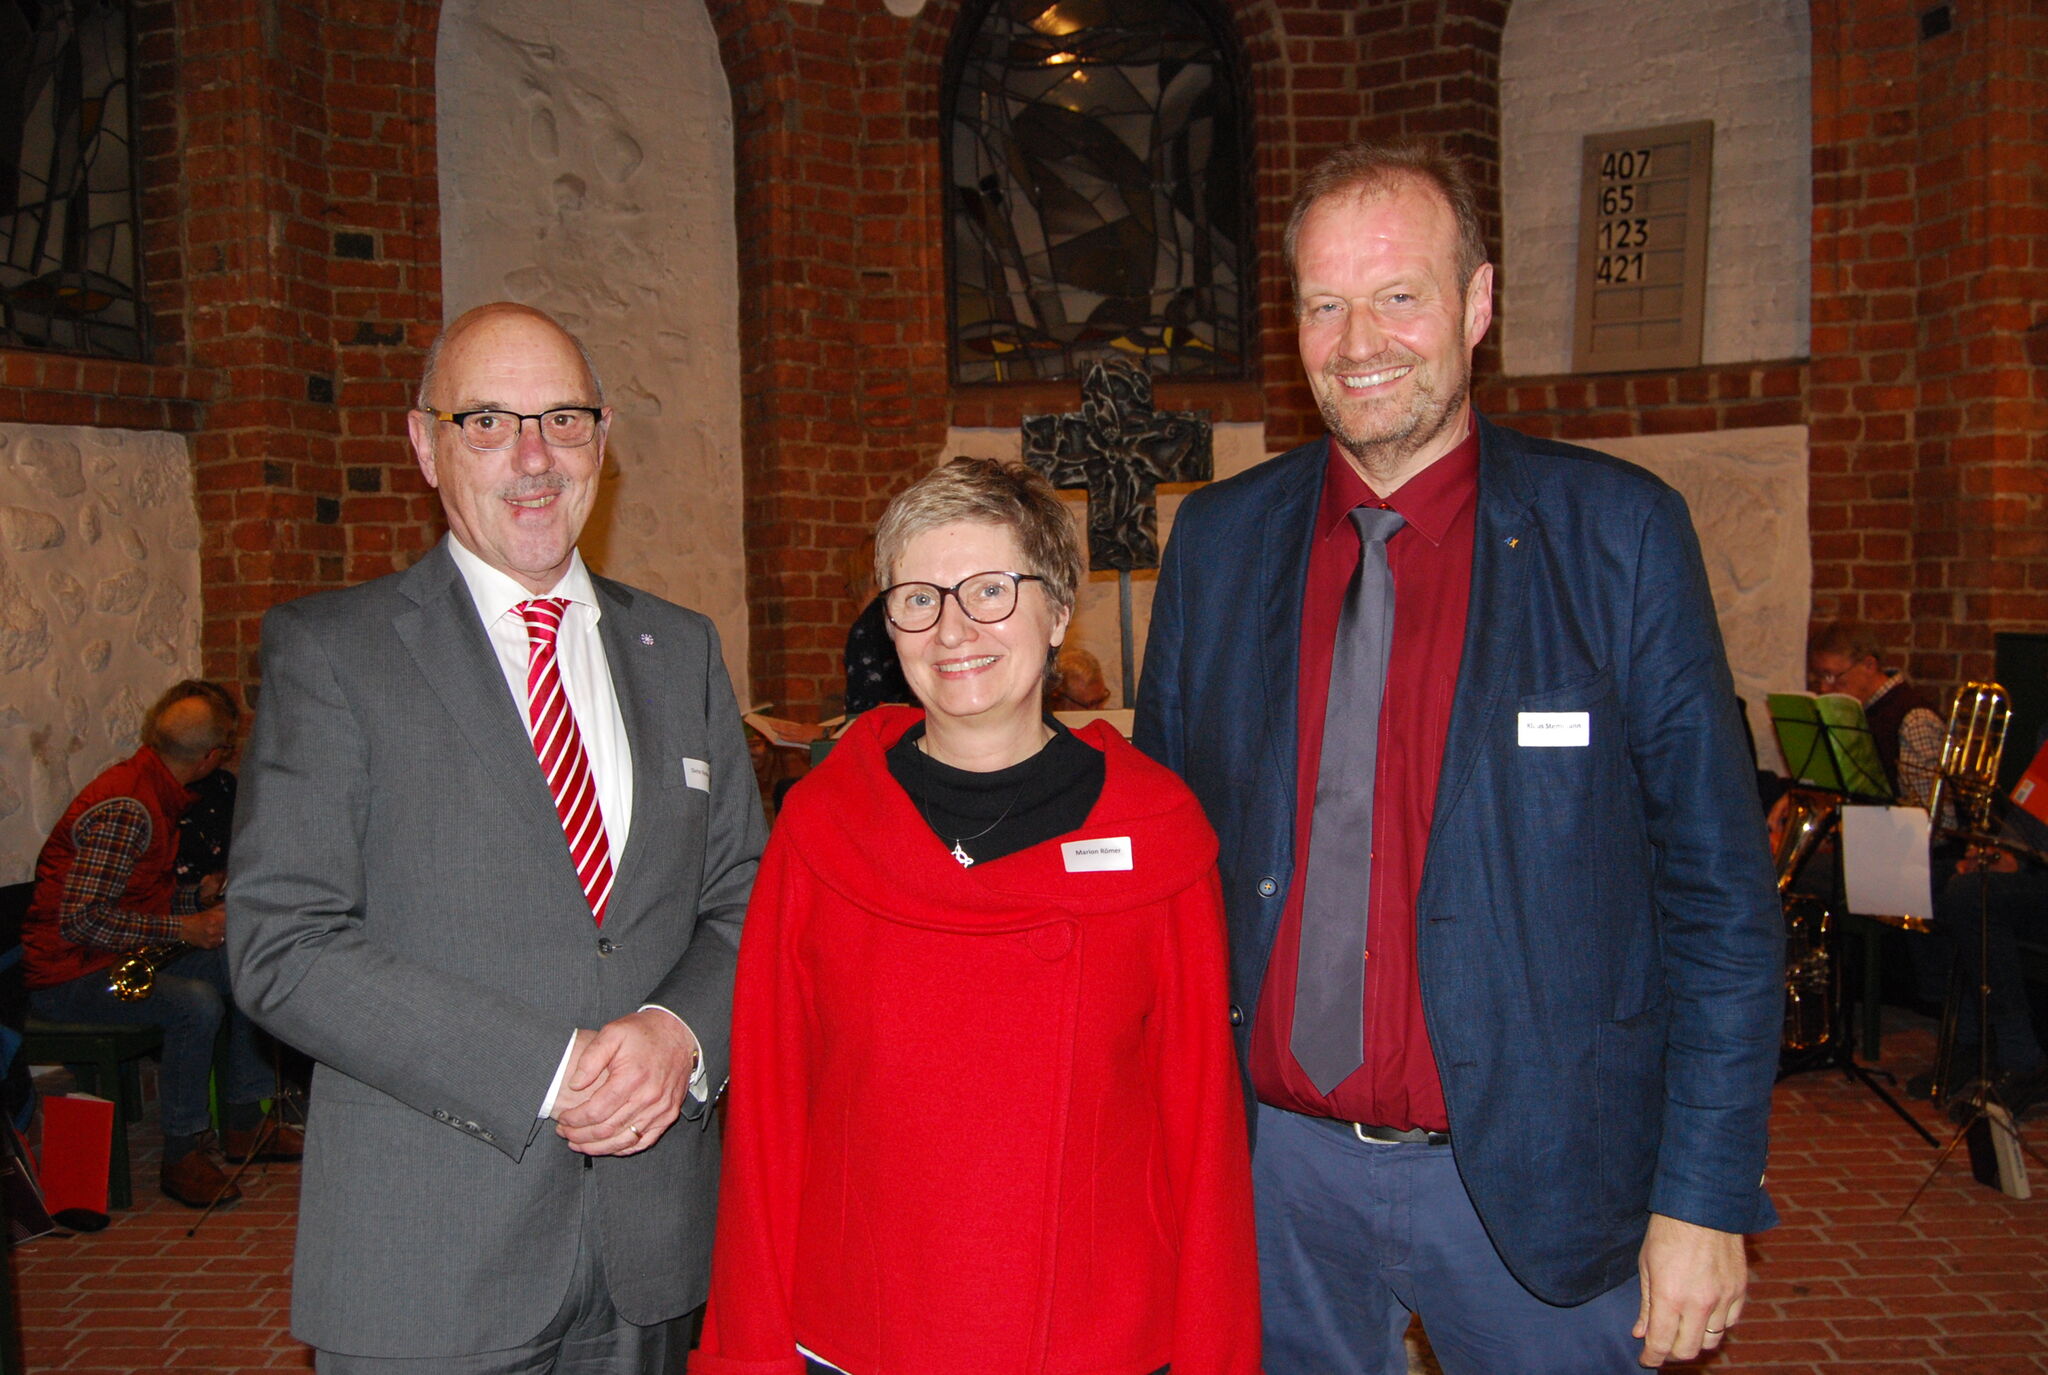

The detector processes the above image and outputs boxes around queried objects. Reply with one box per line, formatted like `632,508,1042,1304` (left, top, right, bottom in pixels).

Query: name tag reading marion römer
1517,711,1590,747
1062,836,1134,872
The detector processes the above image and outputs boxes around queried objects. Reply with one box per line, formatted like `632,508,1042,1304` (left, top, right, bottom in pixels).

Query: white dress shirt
444,536,702,1118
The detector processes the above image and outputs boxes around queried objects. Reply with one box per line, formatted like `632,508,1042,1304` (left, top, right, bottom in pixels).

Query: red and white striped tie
518,598,614,926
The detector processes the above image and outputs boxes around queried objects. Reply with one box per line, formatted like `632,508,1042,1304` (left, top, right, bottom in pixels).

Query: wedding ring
626,1123,642,1137
1704,1327,1724,1335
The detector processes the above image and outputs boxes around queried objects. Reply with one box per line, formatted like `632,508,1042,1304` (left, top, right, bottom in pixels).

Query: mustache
496,473,570,500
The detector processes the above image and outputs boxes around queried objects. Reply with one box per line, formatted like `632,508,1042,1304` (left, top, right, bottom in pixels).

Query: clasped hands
550,1009,699,1156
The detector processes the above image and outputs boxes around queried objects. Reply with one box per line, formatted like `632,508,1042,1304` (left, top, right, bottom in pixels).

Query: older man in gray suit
228,302,764,1372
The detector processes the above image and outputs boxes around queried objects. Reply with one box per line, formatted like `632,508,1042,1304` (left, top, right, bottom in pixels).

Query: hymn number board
1572,121,1714,373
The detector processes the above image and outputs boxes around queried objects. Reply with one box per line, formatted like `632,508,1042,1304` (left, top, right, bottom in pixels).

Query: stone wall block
0,423,200,881
0,558,52,673
0,507,65,551
9,435,86,499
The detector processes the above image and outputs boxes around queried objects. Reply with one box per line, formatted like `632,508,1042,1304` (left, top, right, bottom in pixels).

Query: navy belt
1308,1114,1451,1147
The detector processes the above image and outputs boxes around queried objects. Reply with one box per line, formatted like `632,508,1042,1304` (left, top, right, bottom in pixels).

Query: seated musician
24,680,303,1207
1771,623,1940,859
1772,627,2046,1111
1926,730,2048,1116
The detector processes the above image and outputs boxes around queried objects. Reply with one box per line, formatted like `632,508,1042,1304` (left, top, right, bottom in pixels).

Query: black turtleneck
886,718,1105,867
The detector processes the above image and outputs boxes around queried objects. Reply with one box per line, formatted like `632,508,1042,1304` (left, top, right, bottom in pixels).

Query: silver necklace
913,736,1022,867
924,795,1018,868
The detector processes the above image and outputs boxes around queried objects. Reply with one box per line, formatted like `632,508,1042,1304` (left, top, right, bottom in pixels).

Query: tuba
1775,792,1841,1052
1773,792,1840,894
106,942,191,1001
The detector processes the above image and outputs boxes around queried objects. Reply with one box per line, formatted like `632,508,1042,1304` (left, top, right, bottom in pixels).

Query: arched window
944,0,1251,386
1,0,148,359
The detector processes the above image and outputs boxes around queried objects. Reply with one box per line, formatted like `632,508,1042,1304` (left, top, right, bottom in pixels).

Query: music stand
1774,806,1939,1145
1768,699,1941,1138
1767,693,1893,803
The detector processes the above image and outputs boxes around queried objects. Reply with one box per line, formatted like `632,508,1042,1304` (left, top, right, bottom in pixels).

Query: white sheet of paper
683,758,710,791
1839,803,1932,923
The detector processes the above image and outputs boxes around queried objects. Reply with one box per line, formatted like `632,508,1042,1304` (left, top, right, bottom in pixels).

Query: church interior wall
437,0,750,695
0,425,204,881
0,0,2041,764
1493,0,1815,754
1497,0,1811,377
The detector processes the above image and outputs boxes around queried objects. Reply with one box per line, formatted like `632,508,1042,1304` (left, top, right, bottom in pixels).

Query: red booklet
2012,739,2048,826
37,1093,114,1217
2007,737,2048,823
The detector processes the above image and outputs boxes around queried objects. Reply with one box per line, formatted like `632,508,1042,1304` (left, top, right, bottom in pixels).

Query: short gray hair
873,458,1083,615
1808,621,1888,667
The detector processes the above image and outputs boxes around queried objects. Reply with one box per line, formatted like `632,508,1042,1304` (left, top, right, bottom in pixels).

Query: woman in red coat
692,459,1260,1375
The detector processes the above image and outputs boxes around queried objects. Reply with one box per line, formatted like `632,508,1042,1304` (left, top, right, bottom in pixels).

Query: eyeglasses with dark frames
421,406,606,451
881,571,1045,633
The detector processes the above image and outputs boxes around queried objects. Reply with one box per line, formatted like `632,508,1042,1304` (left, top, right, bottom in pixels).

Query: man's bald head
143,680,239,781
416,303,606,412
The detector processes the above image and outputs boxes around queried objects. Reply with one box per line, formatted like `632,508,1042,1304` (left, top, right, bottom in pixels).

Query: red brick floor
13,1014,2048,1374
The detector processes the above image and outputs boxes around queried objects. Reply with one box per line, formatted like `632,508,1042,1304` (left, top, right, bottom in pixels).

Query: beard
1314,349,1472,486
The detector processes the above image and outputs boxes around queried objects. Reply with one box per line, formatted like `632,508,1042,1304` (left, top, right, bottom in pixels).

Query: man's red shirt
1249,426,1478,1131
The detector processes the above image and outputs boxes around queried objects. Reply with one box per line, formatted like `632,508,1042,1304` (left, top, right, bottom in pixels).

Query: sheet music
1839,804,1932,923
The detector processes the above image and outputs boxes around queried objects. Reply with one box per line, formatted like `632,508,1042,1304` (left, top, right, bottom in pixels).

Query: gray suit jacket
227,539,764,1356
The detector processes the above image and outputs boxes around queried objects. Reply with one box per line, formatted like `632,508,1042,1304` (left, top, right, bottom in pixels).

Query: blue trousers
30,946,273,1140
1253,1102,1643,1375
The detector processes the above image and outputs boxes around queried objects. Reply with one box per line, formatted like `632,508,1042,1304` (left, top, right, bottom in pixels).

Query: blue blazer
1134,416,1781,1305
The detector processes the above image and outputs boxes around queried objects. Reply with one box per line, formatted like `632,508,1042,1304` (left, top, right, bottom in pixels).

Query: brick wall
707,0,1511,711
11,0,2043,714
6,0,442,705
1808,0,2048,689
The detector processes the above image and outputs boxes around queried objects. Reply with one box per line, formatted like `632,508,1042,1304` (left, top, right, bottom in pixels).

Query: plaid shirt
55,797,198,951
1868,672,1943,810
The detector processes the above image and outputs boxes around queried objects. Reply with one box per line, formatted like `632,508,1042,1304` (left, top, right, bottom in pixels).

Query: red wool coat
692,707,1260,1375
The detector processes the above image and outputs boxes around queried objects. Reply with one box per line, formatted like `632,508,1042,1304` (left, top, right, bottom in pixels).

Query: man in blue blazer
1135,142,1781,1372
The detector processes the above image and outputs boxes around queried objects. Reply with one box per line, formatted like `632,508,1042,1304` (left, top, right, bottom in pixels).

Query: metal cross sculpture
1022,359,1213,705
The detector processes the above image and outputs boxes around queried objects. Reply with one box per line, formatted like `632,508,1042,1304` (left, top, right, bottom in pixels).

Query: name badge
683,757,711,791
1518,712,1590,747
1062,836,1133,872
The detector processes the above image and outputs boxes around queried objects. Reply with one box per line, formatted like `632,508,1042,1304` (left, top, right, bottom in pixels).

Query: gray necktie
1292,504,1405,1094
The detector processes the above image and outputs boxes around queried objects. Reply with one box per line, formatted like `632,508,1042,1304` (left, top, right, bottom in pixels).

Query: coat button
1229,1004,1244,1026
1026,923,1075,960
597,937,617,956
1257,877,1278,898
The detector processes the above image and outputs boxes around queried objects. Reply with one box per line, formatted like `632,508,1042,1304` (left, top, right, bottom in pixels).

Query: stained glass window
1,0,148,360
945,0,1250,385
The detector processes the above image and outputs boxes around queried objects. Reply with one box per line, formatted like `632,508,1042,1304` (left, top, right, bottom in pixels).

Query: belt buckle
1351,1121,1386,1145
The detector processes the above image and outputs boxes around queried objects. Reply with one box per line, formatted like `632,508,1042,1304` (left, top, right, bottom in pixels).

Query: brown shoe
161,1140,241,1209
223,1122,306,1163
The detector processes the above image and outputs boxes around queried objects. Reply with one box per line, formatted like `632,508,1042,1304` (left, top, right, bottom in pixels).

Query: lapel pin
639,633,655,646
1506,537,1519,548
